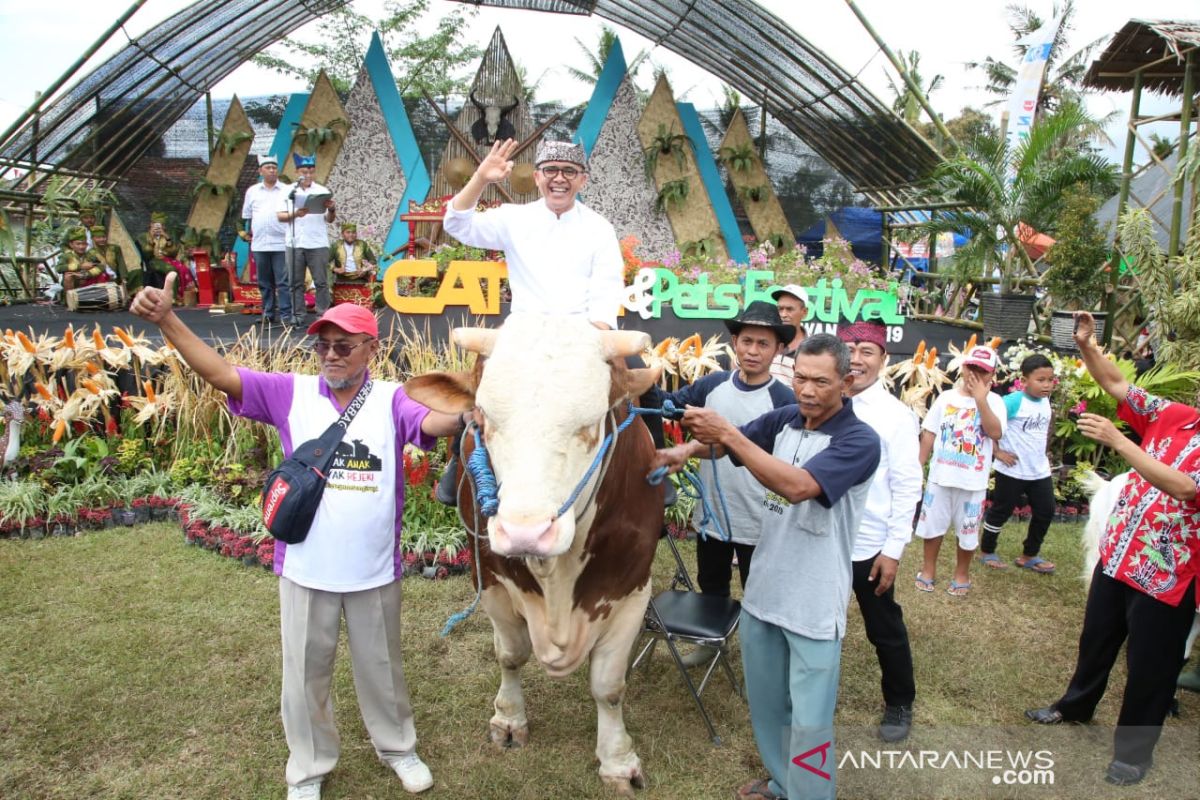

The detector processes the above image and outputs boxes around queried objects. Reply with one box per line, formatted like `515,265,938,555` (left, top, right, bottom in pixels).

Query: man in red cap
837,321,922,742
130,274,467,800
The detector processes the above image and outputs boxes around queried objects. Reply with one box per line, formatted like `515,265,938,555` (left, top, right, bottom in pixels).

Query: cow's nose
492,517,557,557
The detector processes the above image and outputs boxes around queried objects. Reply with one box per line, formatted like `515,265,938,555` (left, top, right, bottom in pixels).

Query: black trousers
981,473,1055,557
695,534,754,597
852,555,917,707
1054,566,1197,765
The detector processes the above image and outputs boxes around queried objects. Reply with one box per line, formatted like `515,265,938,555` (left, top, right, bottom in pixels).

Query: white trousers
915,485,987,551
279,578,417,787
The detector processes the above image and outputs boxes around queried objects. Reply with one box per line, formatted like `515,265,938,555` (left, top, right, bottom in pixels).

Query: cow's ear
405,371,477,413
609,361,662,405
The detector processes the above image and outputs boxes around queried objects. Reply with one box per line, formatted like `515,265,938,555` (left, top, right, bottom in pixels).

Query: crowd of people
56,153,376,318
124,137,1199,800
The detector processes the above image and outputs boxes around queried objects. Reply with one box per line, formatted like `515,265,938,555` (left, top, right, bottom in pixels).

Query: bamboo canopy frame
1083,18,1199,346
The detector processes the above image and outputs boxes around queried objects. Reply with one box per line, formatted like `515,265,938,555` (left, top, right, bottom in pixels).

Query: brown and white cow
406,314,664,795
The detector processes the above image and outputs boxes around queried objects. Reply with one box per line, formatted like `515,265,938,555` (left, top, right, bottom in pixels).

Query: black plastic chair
630,533,744,745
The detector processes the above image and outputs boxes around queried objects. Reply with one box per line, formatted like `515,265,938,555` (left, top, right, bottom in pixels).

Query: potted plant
916,104,1117,341
1042,184,1111,350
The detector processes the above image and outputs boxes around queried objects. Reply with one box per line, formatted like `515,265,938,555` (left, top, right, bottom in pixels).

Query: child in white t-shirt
915,346,1007,597
979,353,1057,573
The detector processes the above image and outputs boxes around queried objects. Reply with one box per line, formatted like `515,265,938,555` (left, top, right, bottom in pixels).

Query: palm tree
885,50,944,127
566,24,649,87
917,103,1117,295
965,0,1104,113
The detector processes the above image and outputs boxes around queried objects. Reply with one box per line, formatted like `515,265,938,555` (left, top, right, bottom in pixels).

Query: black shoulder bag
262,379,373,544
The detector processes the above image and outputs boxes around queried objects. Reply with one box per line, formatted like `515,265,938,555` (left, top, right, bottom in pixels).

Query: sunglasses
313,339,371,357
539,166,583,179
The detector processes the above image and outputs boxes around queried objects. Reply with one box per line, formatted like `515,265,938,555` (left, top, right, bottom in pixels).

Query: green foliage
116,438,152,476
179,226,220,262
565,24,650,89
679,236,719,260
252,0,482,99
0,479,45,529
884,49,943,127
51,436,111,484
964,0,1103,113
1042,184,1111,310
737,184,768,203
210,130,254,157
916,103,1117,293
644,124,689,176
191,179,235,198
1118,160,1200,372
293,118,348,155
719,143,757,174
654,178,690,213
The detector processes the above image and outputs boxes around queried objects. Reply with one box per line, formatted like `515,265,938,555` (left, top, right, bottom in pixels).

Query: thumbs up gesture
130,272,177,324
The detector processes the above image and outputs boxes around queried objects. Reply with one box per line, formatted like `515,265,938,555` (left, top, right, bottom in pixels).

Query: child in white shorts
915,346,1007,597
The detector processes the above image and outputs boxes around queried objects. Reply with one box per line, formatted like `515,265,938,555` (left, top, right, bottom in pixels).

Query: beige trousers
279,577,417,787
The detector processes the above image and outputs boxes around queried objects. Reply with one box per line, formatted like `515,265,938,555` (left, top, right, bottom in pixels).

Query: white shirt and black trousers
662,372,794,595
849,380,923,709
241,181,291,322
981,392,1055,557
282,182,332,320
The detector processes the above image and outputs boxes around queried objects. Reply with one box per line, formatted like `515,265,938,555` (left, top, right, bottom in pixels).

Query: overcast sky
1,0,1194,158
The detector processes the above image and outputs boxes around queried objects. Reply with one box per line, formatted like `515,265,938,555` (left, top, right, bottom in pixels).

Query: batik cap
837,320,887,350
534,140,587,168
293,153,316,169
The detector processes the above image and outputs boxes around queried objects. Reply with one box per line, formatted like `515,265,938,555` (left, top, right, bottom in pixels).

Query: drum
66,283,127,312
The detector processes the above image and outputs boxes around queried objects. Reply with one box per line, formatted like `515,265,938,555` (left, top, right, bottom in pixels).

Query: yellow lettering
382,260,508,314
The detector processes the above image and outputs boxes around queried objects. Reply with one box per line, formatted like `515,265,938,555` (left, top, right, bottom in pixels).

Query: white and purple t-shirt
229,368,434,592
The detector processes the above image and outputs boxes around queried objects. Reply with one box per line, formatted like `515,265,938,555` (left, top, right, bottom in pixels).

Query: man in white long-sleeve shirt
441,138,624,329
839,321,923,743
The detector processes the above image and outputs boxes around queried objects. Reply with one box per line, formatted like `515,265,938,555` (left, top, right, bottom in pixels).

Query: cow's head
406,315,658,559
469,91,520,144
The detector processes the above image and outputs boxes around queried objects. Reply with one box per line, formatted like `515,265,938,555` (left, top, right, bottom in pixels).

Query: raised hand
130,272,177,325
1073,311,1095,348
475,139,517,184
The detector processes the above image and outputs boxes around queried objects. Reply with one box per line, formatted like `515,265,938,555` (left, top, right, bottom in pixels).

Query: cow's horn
452,327,499,355
600,330,651,360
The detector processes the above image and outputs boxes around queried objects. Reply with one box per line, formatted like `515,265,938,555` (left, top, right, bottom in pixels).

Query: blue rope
465,426,499,517
646,450,733,543
440,399,734,636
440,515,483,637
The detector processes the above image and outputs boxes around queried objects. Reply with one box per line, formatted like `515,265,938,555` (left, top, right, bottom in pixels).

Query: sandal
979,552,1008,569
1016,556,1055,574
736,778,782,799
946,580,972,597
914,572,935,592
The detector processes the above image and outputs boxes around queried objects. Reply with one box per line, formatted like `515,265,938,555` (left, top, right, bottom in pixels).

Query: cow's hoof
489,720,529,750
601,768,646,797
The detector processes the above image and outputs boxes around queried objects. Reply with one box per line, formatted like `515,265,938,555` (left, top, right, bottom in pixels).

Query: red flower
105,417,118,436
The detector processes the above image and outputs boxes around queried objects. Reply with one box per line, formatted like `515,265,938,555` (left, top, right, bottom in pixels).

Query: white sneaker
286,782,321,800
385,753,434,793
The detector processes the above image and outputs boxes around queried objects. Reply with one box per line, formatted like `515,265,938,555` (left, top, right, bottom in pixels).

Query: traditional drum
66,283,127,312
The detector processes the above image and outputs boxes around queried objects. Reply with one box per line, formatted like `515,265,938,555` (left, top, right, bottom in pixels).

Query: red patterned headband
837,321,886,349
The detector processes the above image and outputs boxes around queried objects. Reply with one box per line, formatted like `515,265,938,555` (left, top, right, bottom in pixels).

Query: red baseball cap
306,304,379,338
962,346,998,373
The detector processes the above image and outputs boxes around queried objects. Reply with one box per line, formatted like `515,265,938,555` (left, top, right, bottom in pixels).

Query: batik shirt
1100,385,1200,607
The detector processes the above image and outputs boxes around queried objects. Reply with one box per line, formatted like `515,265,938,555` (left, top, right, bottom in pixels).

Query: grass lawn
1,521,1196,799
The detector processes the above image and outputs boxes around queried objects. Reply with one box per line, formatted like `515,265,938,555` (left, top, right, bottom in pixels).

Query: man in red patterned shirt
1026,312,1199,786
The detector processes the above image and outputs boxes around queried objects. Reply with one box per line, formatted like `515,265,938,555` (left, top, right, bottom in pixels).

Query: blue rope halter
441,397,733,636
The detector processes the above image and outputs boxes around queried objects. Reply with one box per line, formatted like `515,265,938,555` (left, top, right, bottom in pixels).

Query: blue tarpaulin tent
797,207,883,265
